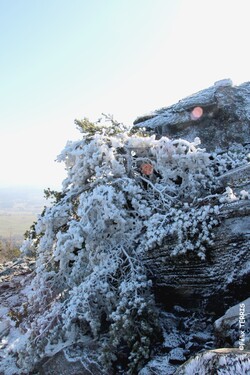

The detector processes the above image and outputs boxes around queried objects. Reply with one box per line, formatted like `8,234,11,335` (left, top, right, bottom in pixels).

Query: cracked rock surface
134,79,250,151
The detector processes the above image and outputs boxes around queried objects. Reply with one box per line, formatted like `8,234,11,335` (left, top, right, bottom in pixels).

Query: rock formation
214,297,250,350
141,198,250,313
175,348,250,374
136,79,250,374
134,79,250,151
0,80,249,374
134,80,250,314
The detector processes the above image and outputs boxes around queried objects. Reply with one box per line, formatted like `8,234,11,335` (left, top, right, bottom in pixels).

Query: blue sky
1,0,250,189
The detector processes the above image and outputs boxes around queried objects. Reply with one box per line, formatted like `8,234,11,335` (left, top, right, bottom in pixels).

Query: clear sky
0,0,249,189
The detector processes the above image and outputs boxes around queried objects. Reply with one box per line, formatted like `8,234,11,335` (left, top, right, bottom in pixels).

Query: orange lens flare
141,163,154,175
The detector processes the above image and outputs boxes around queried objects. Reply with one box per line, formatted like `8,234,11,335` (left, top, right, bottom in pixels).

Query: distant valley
0,187,47,259
0,186,46,215
0,187,49,263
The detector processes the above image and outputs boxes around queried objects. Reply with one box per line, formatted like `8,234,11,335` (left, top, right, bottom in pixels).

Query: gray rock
214,297,250,350
134,80,250,152
0,257,35,340
138,80,250,374
185,341,199,351
163,332,185,350
174,348,250,375
133,83,250,312
138,355,177,375
40,352,89,375
142,199,250,312
168,347,187,364
159,311,181,332
191,332,213,344
38,342,105,375
172,305,188,315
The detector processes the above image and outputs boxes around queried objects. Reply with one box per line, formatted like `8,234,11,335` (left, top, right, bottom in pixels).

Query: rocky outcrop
1,80,250,374
142,199,250,312
136,80,250,374
134,79,250,151
214,297,250,350
0,258,34,340
0,260,104,375
139,306,215,375
35,341,104,375
0,258,35,375
174,348,250,374
139,296,250,374
134,80,250,313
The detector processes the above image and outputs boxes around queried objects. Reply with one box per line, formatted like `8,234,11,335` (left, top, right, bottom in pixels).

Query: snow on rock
36,341,104,375
134,80,250,151
214,297,250,350
163,332,185,350
214,78,233,88
175,348,250,375
138,355,176,375
168,347,187,364
0,81,250,374
191,332,213,344
0,258,35,375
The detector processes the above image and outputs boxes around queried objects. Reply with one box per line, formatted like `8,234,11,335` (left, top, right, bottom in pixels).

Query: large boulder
36,341,104,375
214,297,250,350
142,199,250,312
174,348,250,375
137,80,250,374
134,80,250,312
134,79,250,151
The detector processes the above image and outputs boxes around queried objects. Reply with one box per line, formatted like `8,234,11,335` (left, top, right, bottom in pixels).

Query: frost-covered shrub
1,117,249,374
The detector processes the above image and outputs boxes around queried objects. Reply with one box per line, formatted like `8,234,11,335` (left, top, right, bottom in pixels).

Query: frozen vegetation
0,109,249,374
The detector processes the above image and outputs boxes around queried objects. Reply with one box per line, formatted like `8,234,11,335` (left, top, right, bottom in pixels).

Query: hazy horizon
0,182,62,190
1,0,250,188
